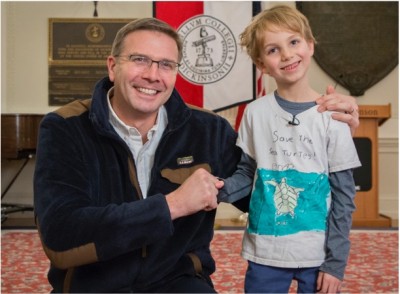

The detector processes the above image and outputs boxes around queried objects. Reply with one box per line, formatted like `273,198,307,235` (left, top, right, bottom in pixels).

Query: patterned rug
1,229,398,293
210,230,398,293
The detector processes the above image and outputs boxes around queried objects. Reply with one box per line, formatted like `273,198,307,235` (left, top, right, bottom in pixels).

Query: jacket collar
163,88,192,132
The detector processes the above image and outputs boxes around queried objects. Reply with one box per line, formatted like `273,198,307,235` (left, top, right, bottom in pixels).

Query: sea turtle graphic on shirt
266,178,304,217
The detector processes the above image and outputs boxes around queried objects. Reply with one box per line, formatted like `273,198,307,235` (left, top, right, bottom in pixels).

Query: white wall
1,1,153,113
2,1,398,222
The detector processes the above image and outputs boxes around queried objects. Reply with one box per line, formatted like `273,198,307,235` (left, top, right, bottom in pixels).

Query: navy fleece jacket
34,77,242,292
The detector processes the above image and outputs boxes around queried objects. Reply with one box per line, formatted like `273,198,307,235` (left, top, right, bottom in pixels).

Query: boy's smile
281,61,301,72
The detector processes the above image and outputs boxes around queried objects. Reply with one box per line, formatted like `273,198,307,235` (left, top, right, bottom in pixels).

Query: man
34,18,359,293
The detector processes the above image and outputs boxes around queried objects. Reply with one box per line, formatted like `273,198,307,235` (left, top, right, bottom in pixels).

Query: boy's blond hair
240,5,316,66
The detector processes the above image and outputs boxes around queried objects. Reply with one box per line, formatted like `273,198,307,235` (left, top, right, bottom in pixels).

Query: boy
218,5,361,293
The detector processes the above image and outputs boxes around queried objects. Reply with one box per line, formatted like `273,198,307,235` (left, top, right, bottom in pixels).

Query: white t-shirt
239,93,361,268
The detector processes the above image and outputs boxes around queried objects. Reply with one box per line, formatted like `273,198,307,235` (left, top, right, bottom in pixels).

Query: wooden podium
352,104,392,227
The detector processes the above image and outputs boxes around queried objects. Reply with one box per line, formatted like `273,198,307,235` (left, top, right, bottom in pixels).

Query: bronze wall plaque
297,2,398,96
48,18,133,106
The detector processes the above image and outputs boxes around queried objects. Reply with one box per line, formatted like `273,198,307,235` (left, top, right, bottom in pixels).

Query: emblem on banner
85,23,105,43
177,15,237,85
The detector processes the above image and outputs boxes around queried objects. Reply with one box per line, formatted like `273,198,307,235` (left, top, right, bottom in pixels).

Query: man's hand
166,168,224,220
316,85,359,136
317,271,342,293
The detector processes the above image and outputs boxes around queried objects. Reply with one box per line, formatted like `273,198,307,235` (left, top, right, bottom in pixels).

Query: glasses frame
115,54,180,73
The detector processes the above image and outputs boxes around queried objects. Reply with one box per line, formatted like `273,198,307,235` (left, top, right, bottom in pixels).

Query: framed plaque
48,18,133,105
297,2,398,96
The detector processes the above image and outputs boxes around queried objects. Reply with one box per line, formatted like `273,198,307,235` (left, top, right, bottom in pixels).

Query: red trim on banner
235,104,246,131
155,2,203,29
154,1,204,107
257,73,266,97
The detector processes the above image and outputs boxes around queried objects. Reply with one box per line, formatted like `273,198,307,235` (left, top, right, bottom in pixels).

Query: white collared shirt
107,87,168,198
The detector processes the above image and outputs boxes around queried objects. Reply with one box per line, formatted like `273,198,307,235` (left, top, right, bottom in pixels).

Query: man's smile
136,87,159,95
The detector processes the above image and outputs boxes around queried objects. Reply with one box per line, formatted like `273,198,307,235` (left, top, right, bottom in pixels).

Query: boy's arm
217,152,256,204
319,169,356,281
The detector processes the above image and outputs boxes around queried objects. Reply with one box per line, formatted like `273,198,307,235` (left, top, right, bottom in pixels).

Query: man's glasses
115,54,180,73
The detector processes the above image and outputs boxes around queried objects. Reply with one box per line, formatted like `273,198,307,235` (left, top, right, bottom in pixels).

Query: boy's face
257,29,314,86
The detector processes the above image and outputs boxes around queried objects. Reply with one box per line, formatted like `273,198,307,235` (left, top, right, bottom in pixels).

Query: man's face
107,30,179,123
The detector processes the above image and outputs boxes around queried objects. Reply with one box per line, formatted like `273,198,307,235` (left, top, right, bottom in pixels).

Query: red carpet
1,229,398,293
210,230,398,293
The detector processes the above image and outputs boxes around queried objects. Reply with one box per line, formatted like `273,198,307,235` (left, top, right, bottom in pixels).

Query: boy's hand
317,271,342,293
